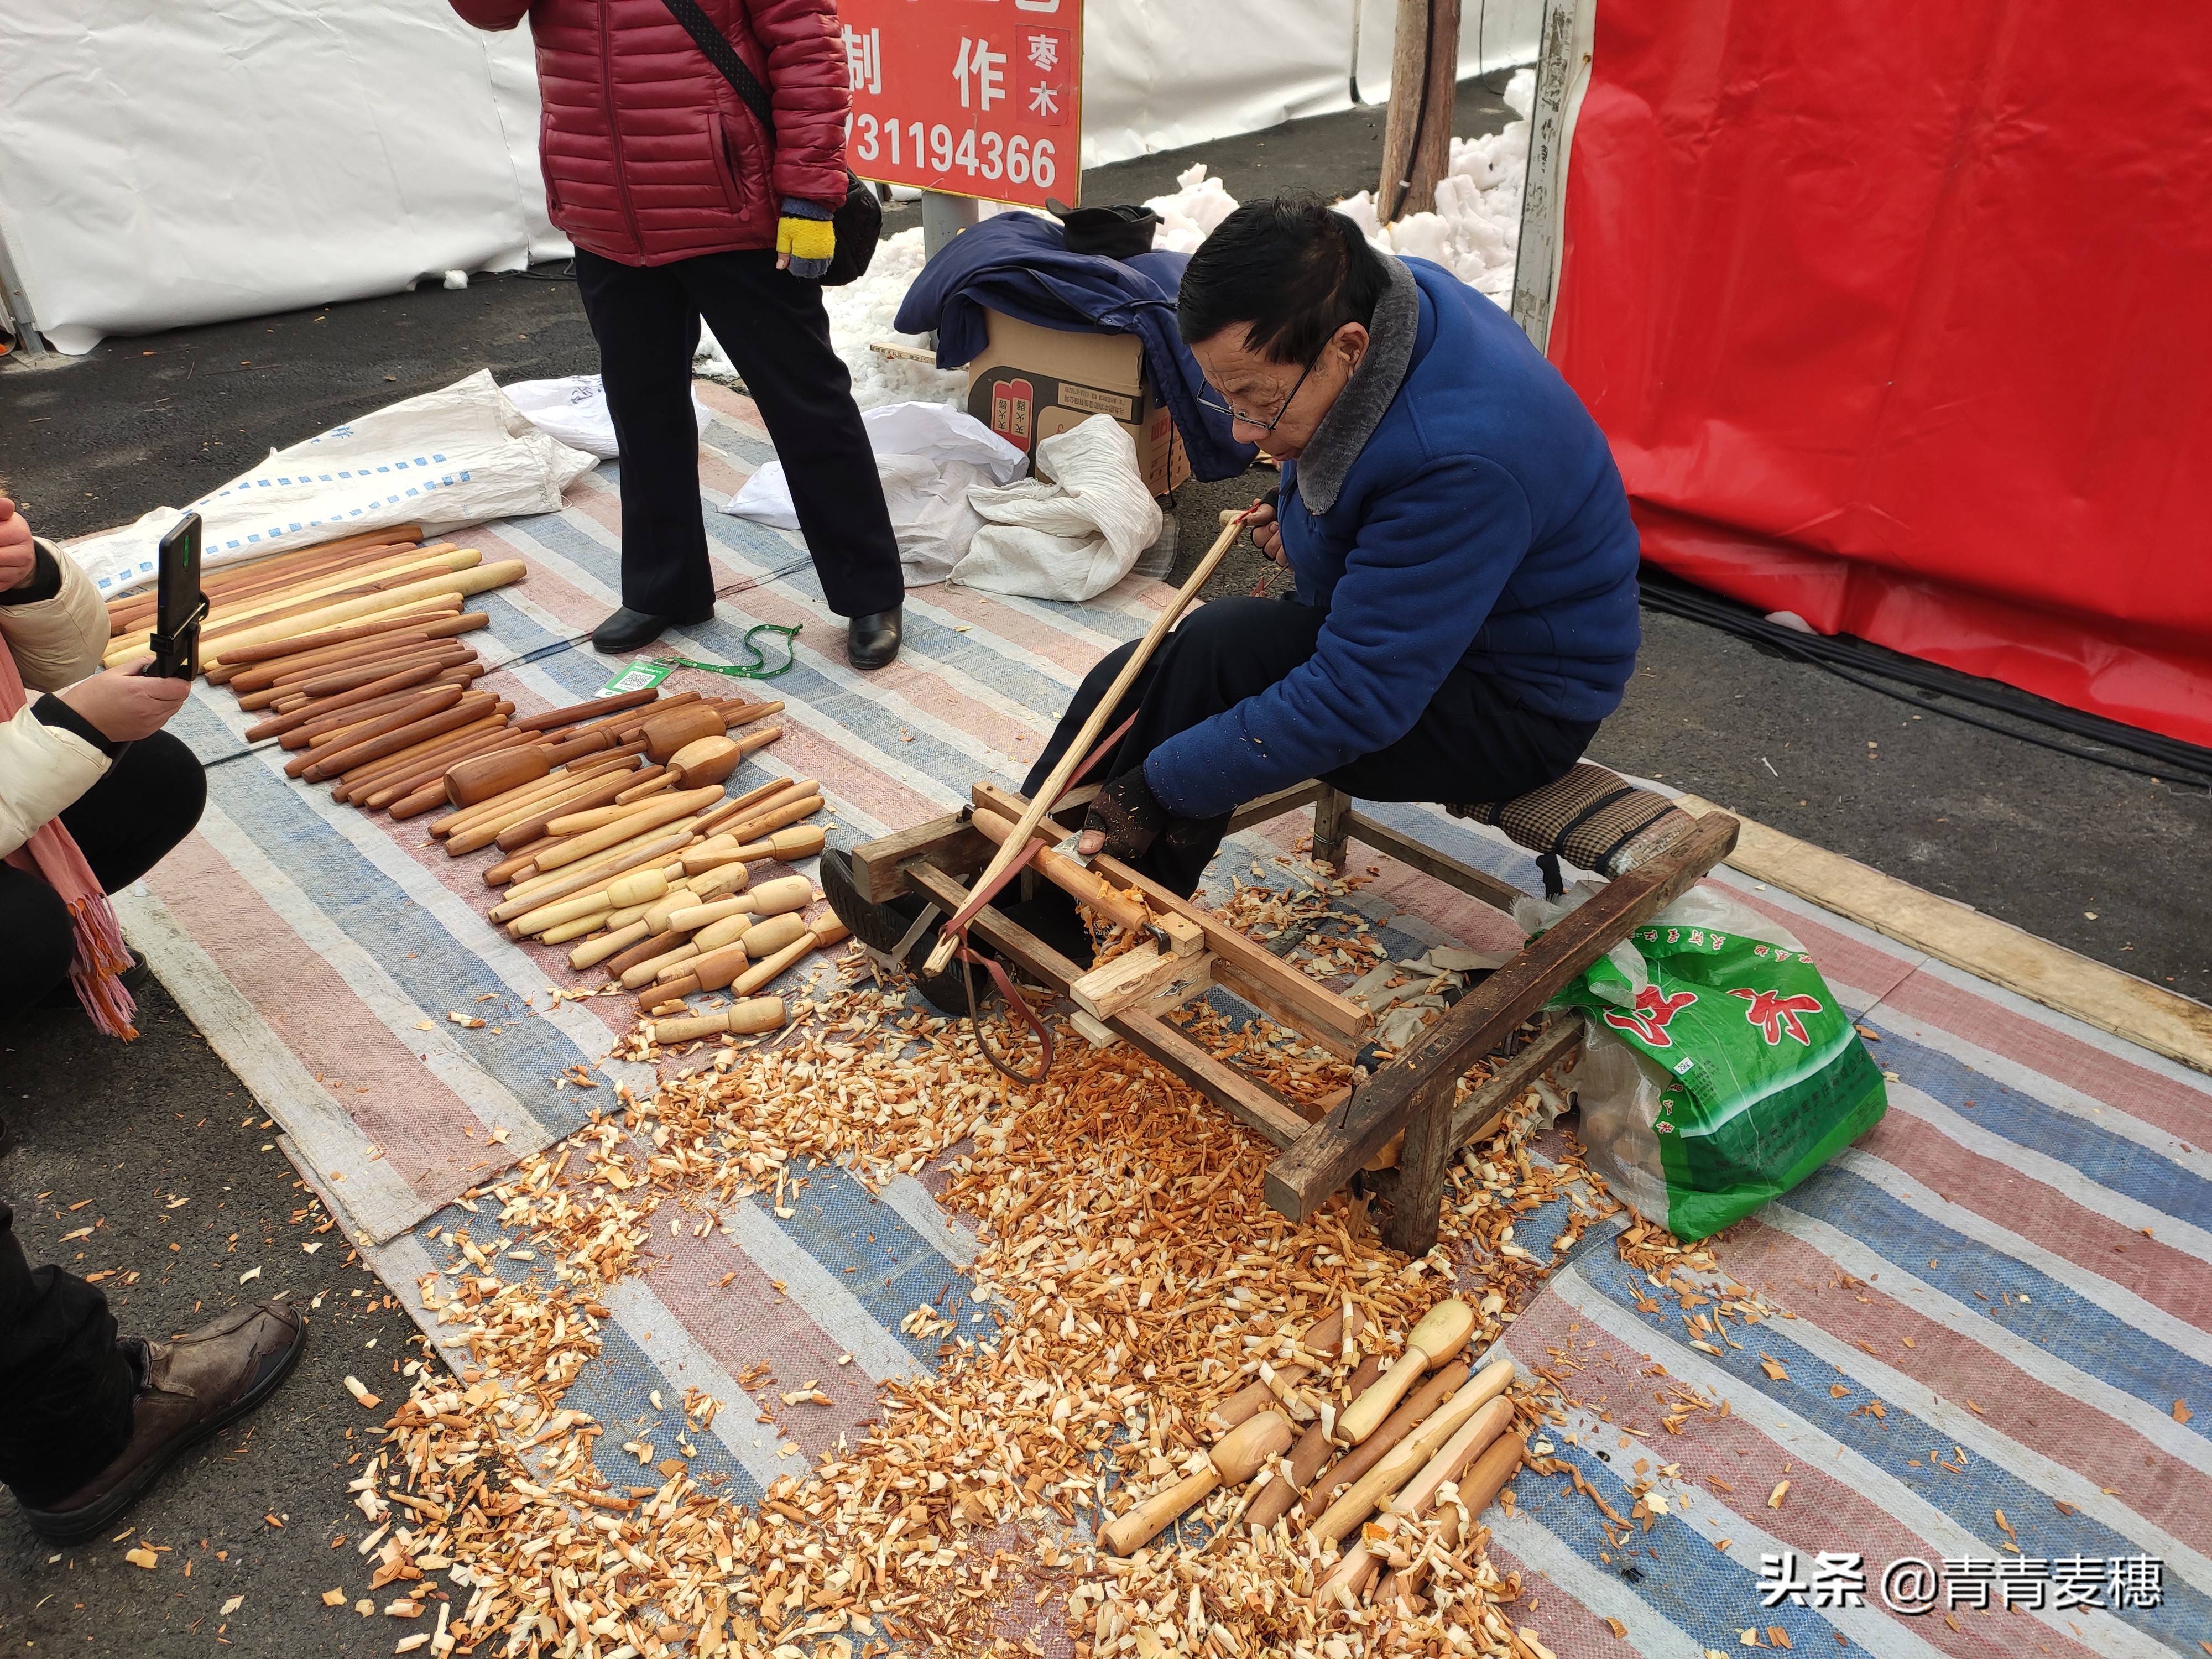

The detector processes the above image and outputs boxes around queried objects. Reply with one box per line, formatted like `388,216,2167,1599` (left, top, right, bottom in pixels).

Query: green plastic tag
598,658,674,696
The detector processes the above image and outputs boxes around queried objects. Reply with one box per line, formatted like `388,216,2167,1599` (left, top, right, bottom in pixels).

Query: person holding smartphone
0,490,206,1033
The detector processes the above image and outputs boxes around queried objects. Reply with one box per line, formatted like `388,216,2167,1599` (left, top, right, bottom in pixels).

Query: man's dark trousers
0,1198,134,1506
574,247,905,622
1023,596,1600,898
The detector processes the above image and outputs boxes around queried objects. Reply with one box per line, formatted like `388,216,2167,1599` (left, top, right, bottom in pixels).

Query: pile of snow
697,67,1535,411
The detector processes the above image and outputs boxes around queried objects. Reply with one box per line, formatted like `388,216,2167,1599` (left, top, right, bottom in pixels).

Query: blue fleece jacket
1145,259,1640,820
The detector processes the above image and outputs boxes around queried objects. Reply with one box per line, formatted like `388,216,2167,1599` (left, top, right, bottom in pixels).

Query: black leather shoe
847,607,902,670
819,848,969,1014
591,605,714,655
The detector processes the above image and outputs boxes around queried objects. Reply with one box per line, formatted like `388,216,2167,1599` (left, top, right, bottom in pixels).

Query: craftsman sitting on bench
825,199,1640,1006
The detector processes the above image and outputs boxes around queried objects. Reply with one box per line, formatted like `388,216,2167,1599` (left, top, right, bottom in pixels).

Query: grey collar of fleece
1292,253,1418,514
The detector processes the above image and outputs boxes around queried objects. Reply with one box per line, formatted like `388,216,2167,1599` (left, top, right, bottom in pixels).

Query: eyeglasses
1196,342,1327,434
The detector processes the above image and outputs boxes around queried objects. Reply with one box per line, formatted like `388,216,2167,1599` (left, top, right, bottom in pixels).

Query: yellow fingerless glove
776,215,836,266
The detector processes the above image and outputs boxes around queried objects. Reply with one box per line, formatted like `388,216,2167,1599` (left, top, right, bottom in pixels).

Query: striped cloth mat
117,383,2209,1656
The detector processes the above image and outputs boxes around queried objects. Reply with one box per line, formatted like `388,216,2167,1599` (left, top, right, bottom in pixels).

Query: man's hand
0,498,38,592
1246,498,1285,566
776,200,836,280
1076,768,1170,862
57,661,191,744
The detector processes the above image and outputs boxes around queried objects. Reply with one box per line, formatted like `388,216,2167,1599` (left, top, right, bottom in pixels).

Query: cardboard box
965,311,1190,498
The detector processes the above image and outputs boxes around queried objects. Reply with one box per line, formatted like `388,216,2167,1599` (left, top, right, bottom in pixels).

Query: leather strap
962,946,1053,1086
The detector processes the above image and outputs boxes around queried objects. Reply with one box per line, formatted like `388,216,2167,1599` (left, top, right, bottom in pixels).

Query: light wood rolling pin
218,610,481,688
437,753,641,837
922,503,1260,977
647,997,787,1046
461,768,656,855
1241,1352,1386,1533
1371,1431,1526,1612
642,917,848,1012
1314,1394,1517,1605
1307,1358,1515,1551
1335,1298,1477,1444
1101,1411,1293,1557
106,544,474,660
531,789,722,873
201,559,527,667
967,805,1152,933
1207,1307,1361,1434
1298,1361,1470,1524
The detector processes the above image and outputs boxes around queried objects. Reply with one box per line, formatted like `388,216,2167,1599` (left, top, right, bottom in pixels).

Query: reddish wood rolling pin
301,693,495,783
1207,1306,1361,1434
1371,1430,1526,1612
1241,1351,1385,1532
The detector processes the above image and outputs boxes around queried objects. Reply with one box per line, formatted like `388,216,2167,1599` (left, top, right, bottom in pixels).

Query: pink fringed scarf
0,644,137,1038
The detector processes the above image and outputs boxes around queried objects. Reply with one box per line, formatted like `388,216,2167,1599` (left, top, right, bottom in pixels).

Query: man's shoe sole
20,1319,309,1545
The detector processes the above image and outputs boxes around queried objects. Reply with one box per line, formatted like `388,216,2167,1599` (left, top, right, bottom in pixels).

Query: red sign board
836,0,1082,208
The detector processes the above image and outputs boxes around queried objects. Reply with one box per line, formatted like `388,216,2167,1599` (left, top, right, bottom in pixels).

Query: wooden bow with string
925,503,1267,1076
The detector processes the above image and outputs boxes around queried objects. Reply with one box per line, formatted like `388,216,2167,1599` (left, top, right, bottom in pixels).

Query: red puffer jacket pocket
711,109,761,222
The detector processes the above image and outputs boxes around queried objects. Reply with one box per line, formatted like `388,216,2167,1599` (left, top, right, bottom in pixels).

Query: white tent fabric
0,0,1537,354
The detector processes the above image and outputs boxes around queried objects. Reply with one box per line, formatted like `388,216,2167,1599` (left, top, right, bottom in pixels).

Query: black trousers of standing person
1022,597,1601,902
0,728,206,1006
0,1195,136,1506
573,247,904,622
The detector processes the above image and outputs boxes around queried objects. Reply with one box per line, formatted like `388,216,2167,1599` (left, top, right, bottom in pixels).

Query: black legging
0,728,206,1003
1024,595,1600,900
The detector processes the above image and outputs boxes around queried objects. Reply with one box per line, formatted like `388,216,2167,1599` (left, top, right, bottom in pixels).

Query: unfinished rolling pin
1241,1352,1385,1533
1314,1394,1517,1605
647,997,786,1046
1299,1361,1470,1524
1102,1411,1293,1557
1308,1358,1515,1551
967,805,1152,933
1335,1298,1476,1444
664,734,742,788
639,702,726,763
1371,1431,1527,1613
1207,1307,1361,1434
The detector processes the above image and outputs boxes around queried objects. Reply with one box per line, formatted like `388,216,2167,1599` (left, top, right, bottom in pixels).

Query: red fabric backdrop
1547,2,2212,747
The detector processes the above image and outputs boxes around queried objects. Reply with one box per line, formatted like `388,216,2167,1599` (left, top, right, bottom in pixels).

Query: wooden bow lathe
917,502,1264,980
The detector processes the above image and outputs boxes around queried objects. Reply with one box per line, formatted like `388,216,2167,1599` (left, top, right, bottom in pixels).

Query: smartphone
150,513,207,681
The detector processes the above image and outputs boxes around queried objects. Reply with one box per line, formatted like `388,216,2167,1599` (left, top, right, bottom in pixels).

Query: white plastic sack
953,415,1164,603
505,374,712,460
722,401,1026,587
64,371,597,599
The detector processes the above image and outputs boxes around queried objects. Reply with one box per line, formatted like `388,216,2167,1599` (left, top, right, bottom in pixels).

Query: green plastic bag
1540,887,1887,1240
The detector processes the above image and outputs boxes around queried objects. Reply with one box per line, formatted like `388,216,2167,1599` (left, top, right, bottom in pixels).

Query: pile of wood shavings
346,940,1727,1658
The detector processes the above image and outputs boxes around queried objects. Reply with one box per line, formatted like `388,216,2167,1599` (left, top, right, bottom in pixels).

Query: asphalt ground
1,65,2205,1657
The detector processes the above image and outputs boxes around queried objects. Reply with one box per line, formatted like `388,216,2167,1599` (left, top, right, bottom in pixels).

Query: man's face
1191,321,1368,462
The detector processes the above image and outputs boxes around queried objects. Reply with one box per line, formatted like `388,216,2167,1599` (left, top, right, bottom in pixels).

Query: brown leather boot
18,1300,306,1543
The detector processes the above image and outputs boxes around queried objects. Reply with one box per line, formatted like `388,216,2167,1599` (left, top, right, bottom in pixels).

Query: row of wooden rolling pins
1099,1298,1524,1615
435,693,848,1045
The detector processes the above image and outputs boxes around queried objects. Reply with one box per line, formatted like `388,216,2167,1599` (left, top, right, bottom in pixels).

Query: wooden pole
1377,0,1462,224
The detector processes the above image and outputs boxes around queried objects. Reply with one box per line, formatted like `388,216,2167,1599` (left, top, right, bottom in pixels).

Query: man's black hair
1176,198,1392,364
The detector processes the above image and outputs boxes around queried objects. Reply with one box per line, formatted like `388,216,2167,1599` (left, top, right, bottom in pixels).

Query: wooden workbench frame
852,784,1738,1254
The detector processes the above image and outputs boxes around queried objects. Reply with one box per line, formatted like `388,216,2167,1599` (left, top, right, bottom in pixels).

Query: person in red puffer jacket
452,0,906,667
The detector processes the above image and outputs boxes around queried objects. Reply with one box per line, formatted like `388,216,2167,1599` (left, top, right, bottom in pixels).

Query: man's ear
1336,321,1370,374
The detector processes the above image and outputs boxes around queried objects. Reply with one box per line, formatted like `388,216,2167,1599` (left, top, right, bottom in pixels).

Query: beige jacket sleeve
1,537,111,690
0,538,115,857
